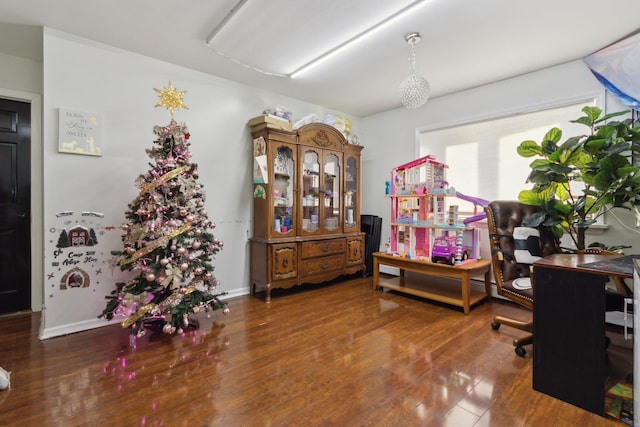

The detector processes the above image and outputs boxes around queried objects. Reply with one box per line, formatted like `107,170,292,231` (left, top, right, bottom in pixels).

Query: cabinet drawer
300,239,345,259
271,244,297,280
300,255,345,277
347,236,364,264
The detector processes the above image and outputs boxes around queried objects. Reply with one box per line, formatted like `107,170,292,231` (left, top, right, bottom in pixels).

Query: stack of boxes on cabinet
386,155,484,265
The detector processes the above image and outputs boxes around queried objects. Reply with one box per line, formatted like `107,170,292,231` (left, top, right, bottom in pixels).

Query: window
419,98,601,215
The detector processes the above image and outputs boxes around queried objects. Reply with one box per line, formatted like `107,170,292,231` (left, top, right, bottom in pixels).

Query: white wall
360,60,640,257
39,28,360,338
0,51,42,94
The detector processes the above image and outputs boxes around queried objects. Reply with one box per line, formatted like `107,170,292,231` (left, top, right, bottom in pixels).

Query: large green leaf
582,106,602,123
518,189,543,206
529,159,554,170
522,211,546,227
559,135,585,152
547,163,573,174
603,141,631,156
594,109,629,124
551,198,573,214
571,116,594,127
543,127,562,144
568,151,592,169
541,139,559,155
595,124,617,141
526,169,552,184
584,138,606,154
517,140,541,157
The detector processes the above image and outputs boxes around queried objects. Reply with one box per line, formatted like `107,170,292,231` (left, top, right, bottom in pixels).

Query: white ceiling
0,0,639,117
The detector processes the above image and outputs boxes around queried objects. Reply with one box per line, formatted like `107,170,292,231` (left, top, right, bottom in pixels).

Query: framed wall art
58,108,103,156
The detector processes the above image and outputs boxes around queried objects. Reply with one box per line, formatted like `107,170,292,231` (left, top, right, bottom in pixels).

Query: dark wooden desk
533,253,632,415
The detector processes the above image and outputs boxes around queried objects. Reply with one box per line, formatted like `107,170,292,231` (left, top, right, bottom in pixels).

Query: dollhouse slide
455,192,489,225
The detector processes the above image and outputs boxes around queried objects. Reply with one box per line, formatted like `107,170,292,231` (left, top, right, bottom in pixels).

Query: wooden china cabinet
249,120,365,301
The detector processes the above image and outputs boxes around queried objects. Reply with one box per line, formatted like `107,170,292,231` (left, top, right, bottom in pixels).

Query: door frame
0,88,43,313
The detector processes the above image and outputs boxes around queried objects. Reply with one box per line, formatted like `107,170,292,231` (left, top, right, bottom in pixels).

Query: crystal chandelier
399,32,430,109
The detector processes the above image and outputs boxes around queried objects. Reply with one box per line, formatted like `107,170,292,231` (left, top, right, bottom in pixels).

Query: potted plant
516,106,640,250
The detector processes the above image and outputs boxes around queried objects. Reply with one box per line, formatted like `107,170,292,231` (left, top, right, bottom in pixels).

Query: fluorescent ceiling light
289,0,432,79
205,0,250,45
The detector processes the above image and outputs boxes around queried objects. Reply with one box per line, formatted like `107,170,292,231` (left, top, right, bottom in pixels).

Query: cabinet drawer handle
320,262,329,269
283,256,288,267
321,245,330,252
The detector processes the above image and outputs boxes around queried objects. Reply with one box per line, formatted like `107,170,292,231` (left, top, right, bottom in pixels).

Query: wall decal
47,210,117,300
60,267,90,290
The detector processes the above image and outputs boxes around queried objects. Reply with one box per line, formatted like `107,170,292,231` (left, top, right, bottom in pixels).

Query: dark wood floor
0,275,631,426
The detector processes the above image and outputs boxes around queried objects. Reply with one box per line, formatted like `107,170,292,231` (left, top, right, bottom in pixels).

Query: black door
0,98,31,314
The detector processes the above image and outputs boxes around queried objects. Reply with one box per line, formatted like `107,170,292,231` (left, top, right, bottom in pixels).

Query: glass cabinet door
344,155,358,231
272,145,295,236
301,149,320,234
322,152,341,233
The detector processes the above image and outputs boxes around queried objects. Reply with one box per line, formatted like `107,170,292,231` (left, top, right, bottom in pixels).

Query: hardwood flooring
0,275,631,426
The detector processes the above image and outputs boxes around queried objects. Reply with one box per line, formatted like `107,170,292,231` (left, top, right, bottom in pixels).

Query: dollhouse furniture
249,120,364,301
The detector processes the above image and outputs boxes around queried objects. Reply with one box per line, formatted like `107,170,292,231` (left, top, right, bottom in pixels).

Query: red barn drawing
68,226,89,247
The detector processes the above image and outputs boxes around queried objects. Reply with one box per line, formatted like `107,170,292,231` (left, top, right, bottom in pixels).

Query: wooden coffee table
372,252,492,314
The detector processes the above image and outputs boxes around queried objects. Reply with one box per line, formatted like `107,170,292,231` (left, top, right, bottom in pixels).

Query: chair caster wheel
515,346,526,357
491,321,500,330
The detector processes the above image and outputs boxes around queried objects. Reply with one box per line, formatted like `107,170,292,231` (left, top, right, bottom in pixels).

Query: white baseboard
39,285,251,340
223,286,250,300
39,317,108,340
379,265,400,275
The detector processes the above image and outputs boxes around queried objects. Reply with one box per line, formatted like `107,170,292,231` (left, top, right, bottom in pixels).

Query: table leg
461,271,470,314
484,269,492,297
373,256,379,290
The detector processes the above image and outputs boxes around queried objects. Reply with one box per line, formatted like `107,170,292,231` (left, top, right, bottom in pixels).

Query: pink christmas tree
100,82,228,339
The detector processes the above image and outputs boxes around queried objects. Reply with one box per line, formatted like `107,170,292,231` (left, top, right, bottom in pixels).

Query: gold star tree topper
154,81,188,122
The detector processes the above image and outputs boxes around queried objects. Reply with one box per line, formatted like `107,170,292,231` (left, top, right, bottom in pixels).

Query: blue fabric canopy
584,32,640,109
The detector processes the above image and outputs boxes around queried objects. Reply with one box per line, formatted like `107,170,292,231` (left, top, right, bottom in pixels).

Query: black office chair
485,201,562,357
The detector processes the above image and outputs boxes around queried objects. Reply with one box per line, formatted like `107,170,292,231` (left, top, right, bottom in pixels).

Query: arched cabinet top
297,123,347,150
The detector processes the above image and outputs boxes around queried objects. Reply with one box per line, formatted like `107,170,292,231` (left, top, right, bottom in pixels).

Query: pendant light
399,32,430,109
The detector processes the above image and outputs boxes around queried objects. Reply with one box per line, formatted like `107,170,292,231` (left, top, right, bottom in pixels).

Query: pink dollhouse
387,155,487,264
